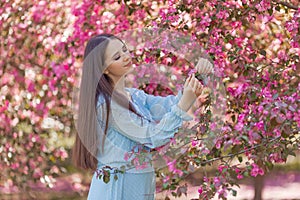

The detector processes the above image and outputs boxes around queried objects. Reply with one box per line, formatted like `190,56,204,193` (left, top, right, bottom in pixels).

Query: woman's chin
124,65,134,74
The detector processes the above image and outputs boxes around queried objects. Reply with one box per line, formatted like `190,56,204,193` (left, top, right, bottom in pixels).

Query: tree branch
155,135,281,172
198,136,281,165
274,0,299,10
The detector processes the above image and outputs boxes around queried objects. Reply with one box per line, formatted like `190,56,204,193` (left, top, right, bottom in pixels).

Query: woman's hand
195,58,214,75
177,73,203,112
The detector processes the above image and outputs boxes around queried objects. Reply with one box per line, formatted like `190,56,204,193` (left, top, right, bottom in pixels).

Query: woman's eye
114,56,120,60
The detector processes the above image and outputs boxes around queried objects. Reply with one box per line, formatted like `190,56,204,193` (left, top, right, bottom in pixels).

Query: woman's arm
144,73,203,118
97,101,192,149
136,89,183,121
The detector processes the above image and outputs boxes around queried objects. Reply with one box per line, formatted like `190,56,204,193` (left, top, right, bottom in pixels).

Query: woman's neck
112,76,126,93
112,76,132,101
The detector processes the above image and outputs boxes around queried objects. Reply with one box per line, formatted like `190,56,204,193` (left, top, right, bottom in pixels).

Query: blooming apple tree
1,0,299,199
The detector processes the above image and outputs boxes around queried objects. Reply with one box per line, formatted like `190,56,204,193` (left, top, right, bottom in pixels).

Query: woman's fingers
184,73,205,97
191,74,197,90
204,60,210,74
183,74,194,94
184,74,192,88
196,77,203,94
195,81,203,96
184,78,188,88
196,58,214,74
203,61,210,74
188,75,203,97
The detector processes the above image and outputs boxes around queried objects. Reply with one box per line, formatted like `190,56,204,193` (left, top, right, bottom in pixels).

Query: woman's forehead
106,39,124,56
107,39,124,50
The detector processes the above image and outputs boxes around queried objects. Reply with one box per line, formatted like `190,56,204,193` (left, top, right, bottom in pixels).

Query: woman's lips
124,62,131,67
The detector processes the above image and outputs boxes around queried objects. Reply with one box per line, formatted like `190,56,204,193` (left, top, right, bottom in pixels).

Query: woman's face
104,39,133,79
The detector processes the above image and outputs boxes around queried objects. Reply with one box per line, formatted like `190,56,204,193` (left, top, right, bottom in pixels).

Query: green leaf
165,196,171,200
170,184,177,190
114,174,118,181
260,50,266,56
282,131,289,138
289,151,296,157
265,161,273,170
103,174,110,183
268,8,273,15
231,115,236,122
195,157,201,164
238,156,243,163
250,92,257,101
163,183,169,189
210,184,215,191
229,56,235,62
250,53,257,60
241,135,249,142
232,189,237,197
98,174,102,180
120,165,126,173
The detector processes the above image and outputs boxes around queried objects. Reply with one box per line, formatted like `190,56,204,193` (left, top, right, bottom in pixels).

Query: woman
72,33,207,200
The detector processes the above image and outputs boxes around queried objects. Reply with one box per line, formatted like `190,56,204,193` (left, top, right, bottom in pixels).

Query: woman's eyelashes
114,47,128,60
122,46,128,52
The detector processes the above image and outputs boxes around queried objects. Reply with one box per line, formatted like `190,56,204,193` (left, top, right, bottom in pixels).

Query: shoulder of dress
126,87,147,103
125,87,140,94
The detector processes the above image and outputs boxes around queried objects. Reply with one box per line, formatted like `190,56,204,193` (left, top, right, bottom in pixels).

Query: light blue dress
87,87,192,200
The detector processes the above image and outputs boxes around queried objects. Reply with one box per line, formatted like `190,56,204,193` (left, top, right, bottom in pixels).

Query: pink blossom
218,165,227,173
213,177,221,187
11,163,20,170
198,186,203,194
33,168,43,178
250,163,264,177
216,10,229,19
255,0,271,12
163,176,170,183
210,122,217,131
192,140,198,147
237,174,244,179
167,160,176,172
135,161,149,170
255,120,264,131
248,130,261,144
262,71,270,81
234,122,244,131
277,50,288,61
200,14,212,27
174,169,184,176
237,113,246,122
285,20,299,32
124,152,130,161
217,187,228,198
215,139,222,149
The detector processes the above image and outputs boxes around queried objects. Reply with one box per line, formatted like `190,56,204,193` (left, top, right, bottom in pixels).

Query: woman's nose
123,52,131,61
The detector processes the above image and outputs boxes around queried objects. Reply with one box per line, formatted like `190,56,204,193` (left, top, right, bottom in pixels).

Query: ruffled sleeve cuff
171,104,193,121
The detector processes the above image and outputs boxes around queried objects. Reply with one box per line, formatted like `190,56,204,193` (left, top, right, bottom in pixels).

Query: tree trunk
253,175,264,200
